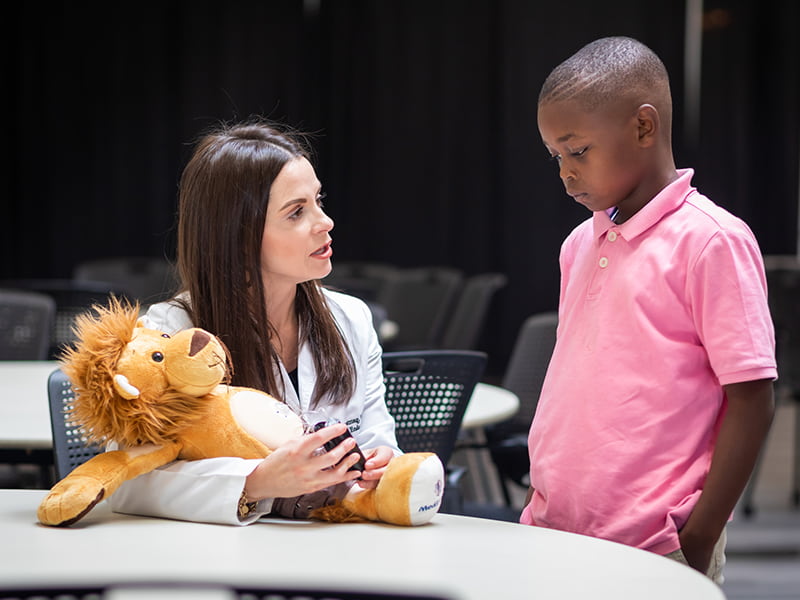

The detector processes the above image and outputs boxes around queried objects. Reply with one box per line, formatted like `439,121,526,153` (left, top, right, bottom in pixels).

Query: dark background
4,0,799,376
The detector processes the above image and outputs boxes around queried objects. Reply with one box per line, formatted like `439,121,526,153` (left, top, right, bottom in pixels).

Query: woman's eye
549,154,562,163
571,147,588,157
289,206,303,220
317,192,327,207
151,352,164,362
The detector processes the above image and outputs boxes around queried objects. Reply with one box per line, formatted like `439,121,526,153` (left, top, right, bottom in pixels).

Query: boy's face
538,99,647,215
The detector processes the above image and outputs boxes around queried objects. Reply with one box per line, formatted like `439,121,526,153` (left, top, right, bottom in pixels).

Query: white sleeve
139,299,194,334
109,457,273,526
355,306,401,454
323,290,401,454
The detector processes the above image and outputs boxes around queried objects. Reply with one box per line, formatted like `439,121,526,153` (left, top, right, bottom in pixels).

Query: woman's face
260,157,334,289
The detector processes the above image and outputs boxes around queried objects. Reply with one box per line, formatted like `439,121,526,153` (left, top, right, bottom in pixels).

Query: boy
522,36,776,583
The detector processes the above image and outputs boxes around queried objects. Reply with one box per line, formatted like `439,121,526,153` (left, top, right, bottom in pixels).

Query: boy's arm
678,378,775,573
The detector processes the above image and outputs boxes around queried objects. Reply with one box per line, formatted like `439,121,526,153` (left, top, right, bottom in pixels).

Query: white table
0,360,56,451
462,382,519,429
0,489,724,600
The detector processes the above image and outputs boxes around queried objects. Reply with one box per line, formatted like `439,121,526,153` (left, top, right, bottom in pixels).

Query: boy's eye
571,147,588,157
549,154,562,164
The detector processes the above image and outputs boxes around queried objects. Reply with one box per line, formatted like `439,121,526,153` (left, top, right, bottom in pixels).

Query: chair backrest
438,272,508,350
323,261,398,303
496,311,559,435
763,255,800,394
382,350,487,466
0,278,128,359
0,288,56,360
378,267,464,351
73,256,178,307
47,368,104,481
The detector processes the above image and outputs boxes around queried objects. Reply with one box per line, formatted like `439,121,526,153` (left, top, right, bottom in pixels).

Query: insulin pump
313,420,367,473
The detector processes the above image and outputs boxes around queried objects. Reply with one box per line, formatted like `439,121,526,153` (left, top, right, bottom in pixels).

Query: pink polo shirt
520,169,776,555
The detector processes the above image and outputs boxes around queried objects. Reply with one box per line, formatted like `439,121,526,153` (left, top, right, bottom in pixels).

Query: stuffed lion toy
37,298,445,528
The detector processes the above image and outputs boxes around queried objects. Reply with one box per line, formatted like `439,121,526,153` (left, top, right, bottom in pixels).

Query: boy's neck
614,163,678,225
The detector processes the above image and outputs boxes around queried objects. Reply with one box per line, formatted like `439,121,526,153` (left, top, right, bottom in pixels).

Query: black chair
0,288,56,360
438,272,507,350
382,349,487,513
378,267,463,351
484,312,558,507
323,261,398,303
73,256,179,307
47,368,104,481
0,279,128,359
741,255,800,516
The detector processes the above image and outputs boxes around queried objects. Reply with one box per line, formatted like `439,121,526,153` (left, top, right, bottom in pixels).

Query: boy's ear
636,104,659,147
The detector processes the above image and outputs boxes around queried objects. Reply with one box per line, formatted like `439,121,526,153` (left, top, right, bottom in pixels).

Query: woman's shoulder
320,287,377,334
140,295,194,334
321,287,372,318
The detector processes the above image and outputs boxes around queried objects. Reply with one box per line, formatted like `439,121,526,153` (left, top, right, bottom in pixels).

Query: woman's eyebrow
279,198,305,211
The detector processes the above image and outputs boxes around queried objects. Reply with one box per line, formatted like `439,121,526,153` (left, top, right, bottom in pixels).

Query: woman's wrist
238,490,259,519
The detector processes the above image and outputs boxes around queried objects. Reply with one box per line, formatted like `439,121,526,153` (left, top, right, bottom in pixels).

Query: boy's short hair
539,36,671,120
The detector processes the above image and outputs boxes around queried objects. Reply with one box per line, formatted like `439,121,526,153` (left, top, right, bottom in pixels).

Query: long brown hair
175,119,355,406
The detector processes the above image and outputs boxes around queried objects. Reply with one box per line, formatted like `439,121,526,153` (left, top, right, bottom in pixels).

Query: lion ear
135,318,146,328
114,374,141,399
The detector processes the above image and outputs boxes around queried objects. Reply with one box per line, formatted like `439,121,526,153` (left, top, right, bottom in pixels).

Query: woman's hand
244,423,364,500
355,445,396,489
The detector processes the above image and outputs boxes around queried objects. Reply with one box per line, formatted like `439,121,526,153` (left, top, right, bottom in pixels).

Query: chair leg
793,395,800,508
497,476,513,507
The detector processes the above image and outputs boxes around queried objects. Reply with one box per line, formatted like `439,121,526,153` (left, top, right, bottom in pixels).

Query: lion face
63,298,231,446
115,327,228,400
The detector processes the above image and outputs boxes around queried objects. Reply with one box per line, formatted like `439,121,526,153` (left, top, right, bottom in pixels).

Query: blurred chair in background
0,279,128,360
741,255,800,516
322,261,398,303
484,311,558,507
73,256,178,307
382,349,487,514
0,288,56,360
438,272,507,350
378,267,463,351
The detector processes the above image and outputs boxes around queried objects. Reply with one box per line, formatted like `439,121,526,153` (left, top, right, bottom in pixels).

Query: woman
110,119,400,524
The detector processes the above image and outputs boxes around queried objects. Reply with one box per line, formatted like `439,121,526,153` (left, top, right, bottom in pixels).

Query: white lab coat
110,288,399,525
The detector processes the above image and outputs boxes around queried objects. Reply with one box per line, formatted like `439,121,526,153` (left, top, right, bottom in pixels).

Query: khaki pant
664,528,727,585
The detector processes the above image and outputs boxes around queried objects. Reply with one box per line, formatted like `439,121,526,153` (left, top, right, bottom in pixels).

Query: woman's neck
265,284,299,371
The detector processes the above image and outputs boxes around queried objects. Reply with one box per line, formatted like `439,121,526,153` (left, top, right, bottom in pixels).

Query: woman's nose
315,211,334,233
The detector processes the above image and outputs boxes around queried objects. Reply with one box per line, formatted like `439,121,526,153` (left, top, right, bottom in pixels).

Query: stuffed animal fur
37,298,444,527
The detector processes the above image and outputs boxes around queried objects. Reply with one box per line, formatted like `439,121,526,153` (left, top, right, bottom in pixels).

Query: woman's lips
311,242,332,258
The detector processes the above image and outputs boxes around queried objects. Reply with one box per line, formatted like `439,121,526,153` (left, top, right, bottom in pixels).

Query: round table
0,489,724,600
462,382,519,429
